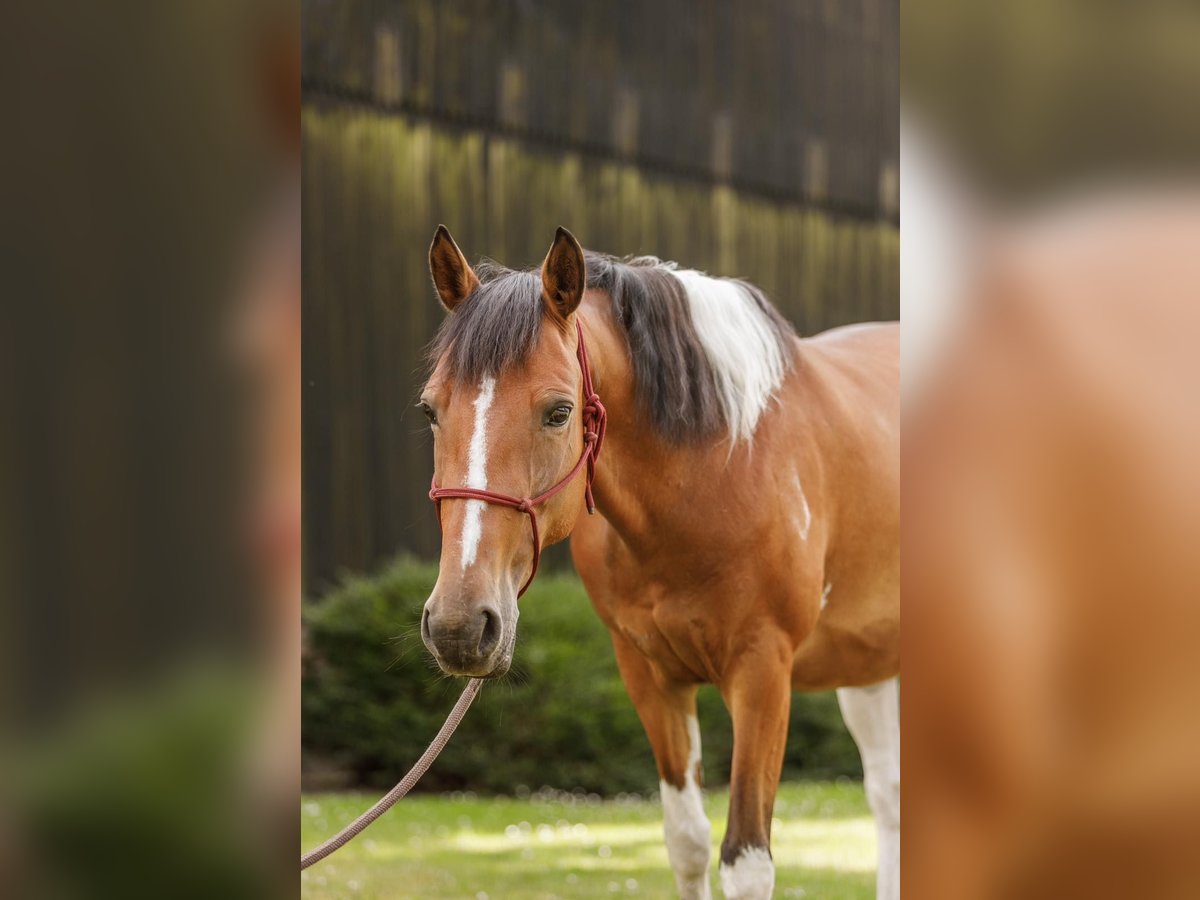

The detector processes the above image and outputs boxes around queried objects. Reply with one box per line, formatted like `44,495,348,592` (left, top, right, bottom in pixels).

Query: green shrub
302,558,862,795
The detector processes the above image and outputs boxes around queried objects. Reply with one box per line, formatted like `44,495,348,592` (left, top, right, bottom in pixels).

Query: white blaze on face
660,715,712,899
460,376,496,570
718,846,775,900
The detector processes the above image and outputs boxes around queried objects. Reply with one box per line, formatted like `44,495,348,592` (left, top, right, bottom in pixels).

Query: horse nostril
477,608,501,657
421,607,432,645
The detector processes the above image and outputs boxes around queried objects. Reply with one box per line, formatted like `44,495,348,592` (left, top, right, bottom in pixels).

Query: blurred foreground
903,2,1200,896
1,2,299,897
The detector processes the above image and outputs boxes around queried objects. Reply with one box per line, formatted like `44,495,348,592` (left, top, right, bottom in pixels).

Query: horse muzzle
421,598,513,677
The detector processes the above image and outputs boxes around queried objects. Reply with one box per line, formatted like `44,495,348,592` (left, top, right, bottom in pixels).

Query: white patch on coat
798,484,812,540
669,268,787,443
660,715,712,899
718,846,775,900
791,472,812,541
821,582,832,610
460,377,496,570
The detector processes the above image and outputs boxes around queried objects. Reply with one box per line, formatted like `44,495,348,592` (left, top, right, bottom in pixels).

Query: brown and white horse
419,226,899,899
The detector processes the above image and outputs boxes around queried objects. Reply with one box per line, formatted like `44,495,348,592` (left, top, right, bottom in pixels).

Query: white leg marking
718,846,774,900
661,715,712,899
460,376,496,570
837,679,900,900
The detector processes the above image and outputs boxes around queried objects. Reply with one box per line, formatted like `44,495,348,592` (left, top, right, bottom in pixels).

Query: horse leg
612,634,712,899
837,678,900,900
718,644,793,899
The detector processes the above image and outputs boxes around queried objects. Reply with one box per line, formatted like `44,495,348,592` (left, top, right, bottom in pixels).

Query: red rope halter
428,320,607,597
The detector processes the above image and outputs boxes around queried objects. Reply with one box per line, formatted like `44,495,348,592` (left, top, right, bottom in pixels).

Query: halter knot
581,394,607,460
516,499,532,513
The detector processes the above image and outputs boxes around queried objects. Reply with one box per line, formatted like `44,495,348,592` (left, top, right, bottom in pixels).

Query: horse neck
576,297,719,551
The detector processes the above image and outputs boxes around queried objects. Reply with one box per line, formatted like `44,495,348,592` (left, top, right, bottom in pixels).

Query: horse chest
606,591,724,682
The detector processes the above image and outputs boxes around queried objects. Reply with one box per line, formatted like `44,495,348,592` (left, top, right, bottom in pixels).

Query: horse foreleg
837,678,900,900
612,634,713,899
718,642,793,899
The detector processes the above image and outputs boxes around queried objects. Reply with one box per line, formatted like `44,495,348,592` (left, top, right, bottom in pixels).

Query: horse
418,225,899,900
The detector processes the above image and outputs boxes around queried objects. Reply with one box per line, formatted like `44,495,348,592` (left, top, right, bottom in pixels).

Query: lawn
301,781,875,899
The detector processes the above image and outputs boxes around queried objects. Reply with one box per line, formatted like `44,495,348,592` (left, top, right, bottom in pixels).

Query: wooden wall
302,0,899,593
302,0,899,216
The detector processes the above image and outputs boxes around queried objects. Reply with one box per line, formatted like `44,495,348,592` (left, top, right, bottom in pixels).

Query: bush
303,558,862,795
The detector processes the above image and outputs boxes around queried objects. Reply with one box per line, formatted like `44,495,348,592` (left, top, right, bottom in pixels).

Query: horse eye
418,401,437,425
546,405,572,427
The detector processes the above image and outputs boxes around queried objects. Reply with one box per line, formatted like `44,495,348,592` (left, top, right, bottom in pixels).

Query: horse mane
428,252,795,444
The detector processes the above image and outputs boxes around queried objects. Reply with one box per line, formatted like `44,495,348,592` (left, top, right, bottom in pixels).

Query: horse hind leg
837,678,900,900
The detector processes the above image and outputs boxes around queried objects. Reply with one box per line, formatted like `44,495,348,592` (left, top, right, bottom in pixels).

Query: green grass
301,782,875,899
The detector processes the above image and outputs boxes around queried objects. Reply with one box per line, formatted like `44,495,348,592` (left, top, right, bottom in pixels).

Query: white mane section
669,268,788,443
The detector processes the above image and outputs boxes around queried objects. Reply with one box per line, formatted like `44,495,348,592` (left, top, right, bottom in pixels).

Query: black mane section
584,253,725,442
427,261,542,382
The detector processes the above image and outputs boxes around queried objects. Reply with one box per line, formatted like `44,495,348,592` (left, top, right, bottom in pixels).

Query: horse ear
428,225,480,312
540,227,586,320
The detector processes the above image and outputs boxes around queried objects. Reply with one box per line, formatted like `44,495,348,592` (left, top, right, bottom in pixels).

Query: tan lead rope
301,678,484,870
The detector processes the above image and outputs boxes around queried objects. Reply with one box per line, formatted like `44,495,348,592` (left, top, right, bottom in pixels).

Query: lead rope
300,678,484,870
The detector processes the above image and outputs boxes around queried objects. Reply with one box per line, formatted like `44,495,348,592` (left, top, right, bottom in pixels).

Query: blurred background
300,1,897,896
